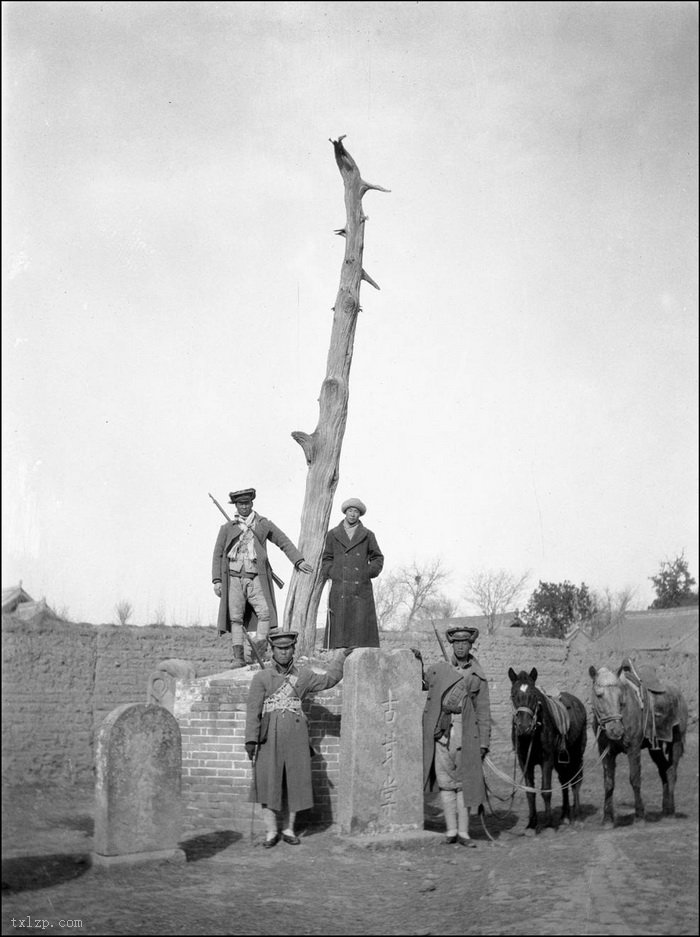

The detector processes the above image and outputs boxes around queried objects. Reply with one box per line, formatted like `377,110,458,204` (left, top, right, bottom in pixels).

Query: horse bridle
512,698,541,735
591,688,624,730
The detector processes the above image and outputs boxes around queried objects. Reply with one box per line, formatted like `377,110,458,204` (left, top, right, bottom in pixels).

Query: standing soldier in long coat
211,488,313,668
321,498,384,648
422,626,491,846
245,631,352,848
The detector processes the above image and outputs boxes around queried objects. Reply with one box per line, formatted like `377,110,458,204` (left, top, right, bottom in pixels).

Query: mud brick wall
1,617,234,785
92,624,232,732
2,615,697,792
1,617,97,784
175,672,342,833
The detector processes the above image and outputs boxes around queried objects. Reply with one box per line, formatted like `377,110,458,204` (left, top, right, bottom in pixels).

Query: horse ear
588,665,597,680
530,667,538,682
508,667,517,683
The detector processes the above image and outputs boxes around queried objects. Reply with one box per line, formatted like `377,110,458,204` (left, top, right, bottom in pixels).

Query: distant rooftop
591,606,698,652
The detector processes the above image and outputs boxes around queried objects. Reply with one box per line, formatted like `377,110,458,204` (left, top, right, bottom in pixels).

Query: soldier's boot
440,789,458,843
456,795,475,847
231,645,246,669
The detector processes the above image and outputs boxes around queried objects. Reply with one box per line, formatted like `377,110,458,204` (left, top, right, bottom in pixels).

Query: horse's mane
594,667,619,687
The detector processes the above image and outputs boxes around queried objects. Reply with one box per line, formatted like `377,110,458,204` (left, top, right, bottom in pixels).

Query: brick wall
1,617,97,784
175,673,342,833
2,615,697,800
1,616,232,785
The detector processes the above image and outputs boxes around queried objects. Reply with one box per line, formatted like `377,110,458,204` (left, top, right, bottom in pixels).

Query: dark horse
508,667,587,832
589,663,688,825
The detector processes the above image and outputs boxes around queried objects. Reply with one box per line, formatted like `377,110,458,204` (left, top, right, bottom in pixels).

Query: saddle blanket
543,693,570,739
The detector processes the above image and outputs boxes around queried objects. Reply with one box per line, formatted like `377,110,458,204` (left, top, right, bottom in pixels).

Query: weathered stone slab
147,659,197,713
338,648,424,834
94,703,184,863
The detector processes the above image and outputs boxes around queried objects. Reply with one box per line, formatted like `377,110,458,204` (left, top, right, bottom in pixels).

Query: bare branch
360,180,391,195
463,569,530,634
361,269,381,290
291,431,315,465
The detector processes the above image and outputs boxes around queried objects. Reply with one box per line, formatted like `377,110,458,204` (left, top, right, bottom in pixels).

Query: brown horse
588,664,688,825
509,667,587,832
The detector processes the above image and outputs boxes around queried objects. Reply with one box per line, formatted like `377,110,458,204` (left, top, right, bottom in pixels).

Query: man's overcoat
211,516,303,635
245,657,345,812
321,522,384,648
422,655,491,810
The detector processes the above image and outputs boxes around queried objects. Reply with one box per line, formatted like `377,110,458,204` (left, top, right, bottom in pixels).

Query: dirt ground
2,730,698,937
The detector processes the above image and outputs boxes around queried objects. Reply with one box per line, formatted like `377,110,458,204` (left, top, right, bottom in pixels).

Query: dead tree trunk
283,137,389,655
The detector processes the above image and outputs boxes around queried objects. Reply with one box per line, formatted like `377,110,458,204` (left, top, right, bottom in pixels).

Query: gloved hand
296,560,314,574
213,581,222,598
245,742,257,761
480,747,489,761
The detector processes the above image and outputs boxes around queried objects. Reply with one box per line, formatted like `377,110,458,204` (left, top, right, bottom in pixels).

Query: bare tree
374,572,405,631
283,138,389,655
462,569,530,634
114,600,133,626
587,586,637,639
395,559,451,627
419,592,460,622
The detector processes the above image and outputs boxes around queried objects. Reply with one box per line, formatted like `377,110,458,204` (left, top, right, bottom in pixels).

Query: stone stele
93,702,185,867
337,647,424,835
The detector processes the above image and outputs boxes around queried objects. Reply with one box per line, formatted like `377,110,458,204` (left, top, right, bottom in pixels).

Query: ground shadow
179,830,240,861
298,819,335,837
423,794,520,840
1,853,91,893
47,813,94,835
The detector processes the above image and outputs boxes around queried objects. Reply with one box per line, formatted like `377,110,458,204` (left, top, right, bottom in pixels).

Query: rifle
250,742,259,843
243,628,266,669
208,492,285,589
432,620,450,662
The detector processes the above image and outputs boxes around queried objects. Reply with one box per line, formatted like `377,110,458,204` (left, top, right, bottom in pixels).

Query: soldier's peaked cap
229,488,256,504
446,626,479,644
268,631,298,648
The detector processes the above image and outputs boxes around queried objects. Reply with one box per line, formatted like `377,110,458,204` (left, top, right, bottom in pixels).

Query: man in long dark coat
321,497,384,648
212,488,312,668
422,625,491,846
245,631,352,848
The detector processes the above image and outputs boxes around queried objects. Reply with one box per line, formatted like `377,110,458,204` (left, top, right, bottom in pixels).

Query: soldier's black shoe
281,833,301,845
263,834,279,849
444,835,458,844
457,835,476,848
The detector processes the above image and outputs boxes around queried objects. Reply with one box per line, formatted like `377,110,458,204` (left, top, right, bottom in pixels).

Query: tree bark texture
283,137,389,655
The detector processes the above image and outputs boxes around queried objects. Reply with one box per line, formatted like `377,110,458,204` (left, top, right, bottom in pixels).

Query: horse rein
512,699,541,734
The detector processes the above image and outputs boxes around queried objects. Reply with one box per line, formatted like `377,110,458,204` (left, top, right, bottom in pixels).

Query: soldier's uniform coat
321,521,384,648
245,657,345,812
422,655,491,810
211,516,303,635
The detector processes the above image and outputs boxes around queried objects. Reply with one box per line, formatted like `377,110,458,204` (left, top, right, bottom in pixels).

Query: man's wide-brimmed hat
446,626,479,644
229,488,256,504
341,498,366,516
268,631,298,648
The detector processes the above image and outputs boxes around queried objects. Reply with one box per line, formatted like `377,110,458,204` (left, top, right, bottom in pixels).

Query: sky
2,1,698,626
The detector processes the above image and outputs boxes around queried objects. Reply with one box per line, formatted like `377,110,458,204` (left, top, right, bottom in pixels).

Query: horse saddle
620,658,665,693
543,694,571,742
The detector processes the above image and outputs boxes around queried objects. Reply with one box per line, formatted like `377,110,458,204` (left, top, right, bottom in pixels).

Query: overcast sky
3,1,698,626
